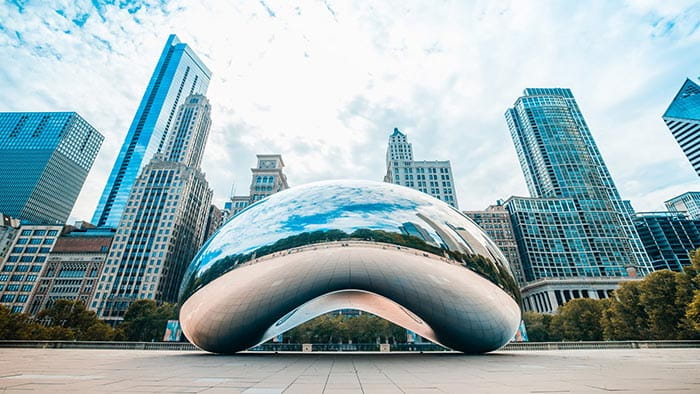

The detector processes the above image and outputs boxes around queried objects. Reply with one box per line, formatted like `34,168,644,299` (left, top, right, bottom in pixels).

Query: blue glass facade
663,78,700,176
633,211,700,272
0,112,103,224
504,88,652,282
92,35,211,228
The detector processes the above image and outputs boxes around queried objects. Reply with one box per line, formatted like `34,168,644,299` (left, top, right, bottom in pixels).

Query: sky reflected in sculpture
180,180,518,302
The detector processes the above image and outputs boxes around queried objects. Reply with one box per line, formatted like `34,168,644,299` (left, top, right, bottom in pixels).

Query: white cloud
0,0,698,223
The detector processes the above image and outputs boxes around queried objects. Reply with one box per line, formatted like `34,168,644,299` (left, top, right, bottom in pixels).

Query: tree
119,300,177,341
522,311,556,342
0,304,47,339
600,281,647,340
35,300,115,340
638,270,694,339
550,298,604,341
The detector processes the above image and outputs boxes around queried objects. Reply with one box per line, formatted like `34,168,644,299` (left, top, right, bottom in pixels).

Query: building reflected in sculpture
179,180,522,354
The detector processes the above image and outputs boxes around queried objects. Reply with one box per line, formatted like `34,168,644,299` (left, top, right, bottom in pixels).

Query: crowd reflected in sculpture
179,180,522,354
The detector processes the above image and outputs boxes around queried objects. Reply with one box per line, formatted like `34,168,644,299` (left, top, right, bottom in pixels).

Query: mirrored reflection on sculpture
179,180,522,354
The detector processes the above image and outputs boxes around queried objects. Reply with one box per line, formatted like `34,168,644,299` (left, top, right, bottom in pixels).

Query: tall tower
93,95,213,323
504,88,652,312
663,78,700,176
384,128,458,208
92,35,211,228
0,112,103,224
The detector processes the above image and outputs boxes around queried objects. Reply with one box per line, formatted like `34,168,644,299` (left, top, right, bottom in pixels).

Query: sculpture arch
179,180,522,353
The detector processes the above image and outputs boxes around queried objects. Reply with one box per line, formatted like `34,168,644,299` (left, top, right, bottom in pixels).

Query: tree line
524,250,700,341
0,299,176,342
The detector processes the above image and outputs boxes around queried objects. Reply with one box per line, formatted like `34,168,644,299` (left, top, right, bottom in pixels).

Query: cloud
0,0,699,224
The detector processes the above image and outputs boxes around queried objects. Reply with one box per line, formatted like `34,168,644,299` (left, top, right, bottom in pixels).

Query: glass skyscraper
94,95,213,322
503,88,652,311
663,78,700,176
92,34,211,228
0,112,103,224
633,211,700,272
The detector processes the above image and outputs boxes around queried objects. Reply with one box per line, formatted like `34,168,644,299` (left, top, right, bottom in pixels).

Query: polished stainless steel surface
179,180,522,354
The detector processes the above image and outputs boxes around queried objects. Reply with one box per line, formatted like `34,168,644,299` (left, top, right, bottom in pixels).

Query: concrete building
203,204,222,242
665,191,700,220
0,112,103,224
221,155,290,222
249,154,289,203
463,202,525,286
94,95,213,323
0,224,64,313
504,88,651,312
633,211,700,272
93,35,211,228
662,78,700,176
27,227,114,315
384,128,458,208
0,214,21,261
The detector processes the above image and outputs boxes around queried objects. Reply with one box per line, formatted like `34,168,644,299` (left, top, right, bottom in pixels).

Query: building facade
221,155,290,223
662,78,700,176
203,204,222,242
94,95,213,323
0,112,103,224
665,191,700,220
92,35,211,228
463,202,525,286
384,128,458,208
633,211,700,272
504,88,651,311
0,214,21,261
28,227,114,315
0,224,63,313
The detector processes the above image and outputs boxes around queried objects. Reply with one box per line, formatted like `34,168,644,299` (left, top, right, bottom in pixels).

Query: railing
0,340,697,352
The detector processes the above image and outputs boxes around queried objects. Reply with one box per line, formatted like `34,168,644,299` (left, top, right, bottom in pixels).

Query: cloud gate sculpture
179,180,522,354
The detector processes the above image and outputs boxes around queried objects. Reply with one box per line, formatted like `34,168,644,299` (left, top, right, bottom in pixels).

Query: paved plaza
0,348,698,393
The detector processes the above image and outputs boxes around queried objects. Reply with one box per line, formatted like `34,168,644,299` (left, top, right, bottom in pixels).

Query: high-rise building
221,155,290,222
92,35,211,228
384,128,458,208
504,88,651,312
0,112,103,224
633,211,700,272
662,78,700,176
28,226,114,315
249,154,289,203
665,191,700,220
0,224,64,313
463,202,525,286
0,214,21,261
94,95,213,323
203,204,222,242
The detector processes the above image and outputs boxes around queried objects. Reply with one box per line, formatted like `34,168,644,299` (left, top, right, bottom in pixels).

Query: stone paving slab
0,348,697,393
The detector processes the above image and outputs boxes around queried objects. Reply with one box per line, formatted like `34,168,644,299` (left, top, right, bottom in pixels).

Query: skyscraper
222,154,290,222
92,34,211,228
663,78,700,176
463,202,525,286
93,95,213,323
384,128,458,208
504,88,651,312
633,211,700,272
0,112,103,224
666,191,700,220
0,224,64,313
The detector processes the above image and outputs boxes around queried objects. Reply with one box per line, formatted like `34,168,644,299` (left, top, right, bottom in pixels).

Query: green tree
0,304,47,339
35,300,115,340
522,311,556,342
119,300,177,341
550,298,604,341
600,281,647,340
638,270,694,339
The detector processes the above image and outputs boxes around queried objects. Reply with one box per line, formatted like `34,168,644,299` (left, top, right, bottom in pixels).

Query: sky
1,0,699,223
